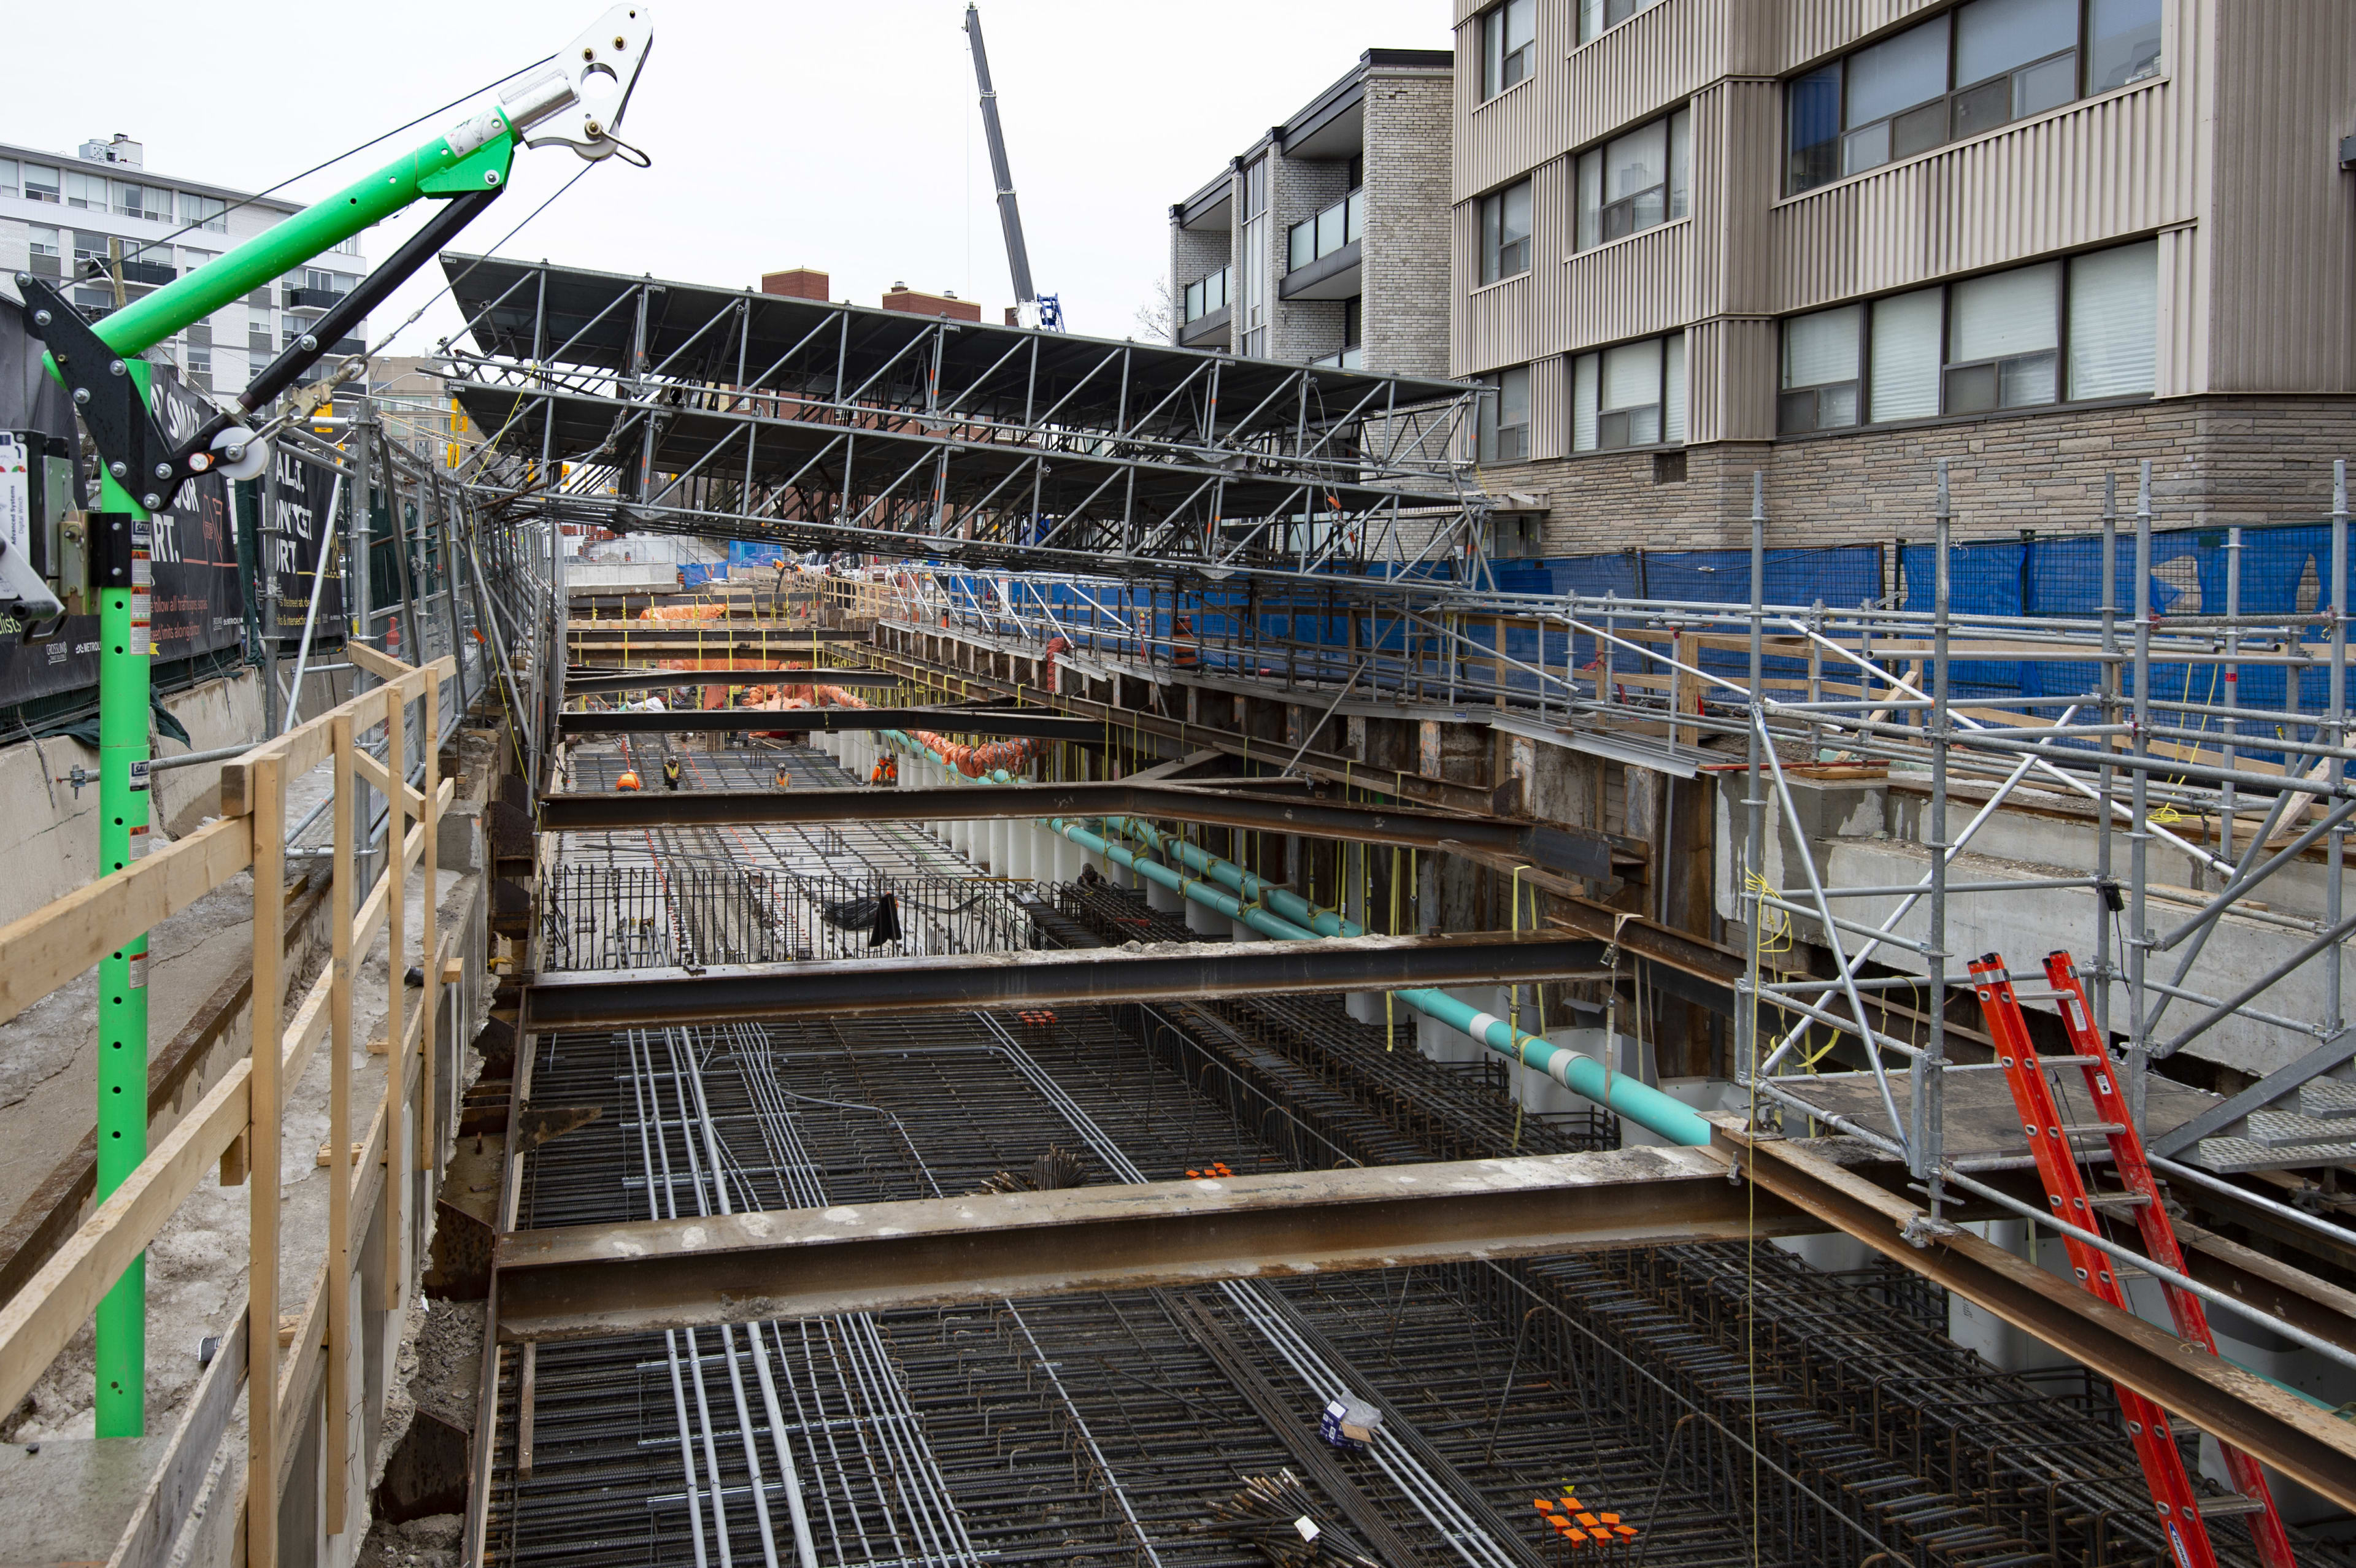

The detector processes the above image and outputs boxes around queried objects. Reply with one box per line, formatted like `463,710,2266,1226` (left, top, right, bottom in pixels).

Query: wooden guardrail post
383,690,407,1310
247,755,283,1568
326,712,355,1536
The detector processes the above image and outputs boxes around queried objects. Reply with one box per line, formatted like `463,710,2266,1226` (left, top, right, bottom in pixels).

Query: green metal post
66,120,518,1443
93,366,156,1437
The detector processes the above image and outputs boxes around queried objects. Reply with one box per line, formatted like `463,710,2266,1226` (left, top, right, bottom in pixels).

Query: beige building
1451,0,2356,546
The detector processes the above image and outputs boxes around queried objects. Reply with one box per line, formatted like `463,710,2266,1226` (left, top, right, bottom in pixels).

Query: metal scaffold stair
1969,950,2296,1568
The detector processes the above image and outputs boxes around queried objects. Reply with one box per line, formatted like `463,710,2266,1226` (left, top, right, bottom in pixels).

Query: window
1577,107,1690,248
1945,261,2058,412
1480,0,1536,99
1479,179,1533,284
73,230,109,272
183,194,228,233
1238,157,1269,356
1288,188,1363,271
112,181,171,222
1182,266,1231,323
2067,240,2158,399
27,225,60,279
1572,334,1685,450
1780,305,1862,432
21,164,60,203
1578,0,1665,45
1785,0,2162,194
180,247,218,275
333,233,363,257
64,171,106,210
0,159,14,199
2086,0,2163,92
1479,364,1532,463
1777,240,2155,430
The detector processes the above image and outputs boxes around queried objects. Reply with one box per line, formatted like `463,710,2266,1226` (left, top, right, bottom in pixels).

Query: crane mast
966,3,1062,330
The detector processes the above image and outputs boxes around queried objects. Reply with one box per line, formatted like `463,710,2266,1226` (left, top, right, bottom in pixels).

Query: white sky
7,0,1453,350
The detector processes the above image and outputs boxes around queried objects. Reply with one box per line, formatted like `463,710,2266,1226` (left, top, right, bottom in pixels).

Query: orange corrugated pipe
809,683,1044,778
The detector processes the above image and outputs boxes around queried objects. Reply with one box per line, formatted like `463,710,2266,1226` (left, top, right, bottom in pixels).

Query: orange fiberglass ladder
1969,950,2295,1568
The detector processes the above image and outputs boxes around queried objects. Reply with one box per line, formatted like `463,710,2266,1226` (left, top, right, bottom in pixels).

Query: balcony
1281,188,1363,300
1180,266,1231,347
119,258,176,288
284,286,348,311
1309,346,1364,371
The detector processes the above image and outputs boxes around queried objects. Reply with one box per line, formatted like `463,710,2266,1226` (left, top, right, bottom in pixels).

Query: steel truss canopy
441,253,1483,576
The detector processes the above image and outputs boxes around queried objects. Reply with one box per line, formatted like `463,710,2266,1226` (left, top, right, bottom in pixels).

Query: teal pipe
877,735,1711,1146
1079,821,1711,1146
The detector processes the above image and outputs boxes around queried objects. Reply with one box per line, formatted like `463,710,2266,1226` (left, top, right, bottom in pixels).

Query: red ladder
1969,950,2295,1568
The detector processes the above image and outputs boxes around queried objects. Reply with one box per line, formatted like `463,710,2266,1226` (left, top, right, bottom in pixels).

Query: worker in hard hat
869,752,898,786
616,768,642,791
661,754,683,791
773,766,793,790
1172,614,1199,668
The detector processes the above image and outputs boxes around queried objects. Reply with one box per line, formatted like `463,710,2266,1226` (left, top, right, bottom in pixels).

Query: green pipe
1102,819,1709,1145
1063,819,1711,1147
877,734,1709,1145
92,417,151,1437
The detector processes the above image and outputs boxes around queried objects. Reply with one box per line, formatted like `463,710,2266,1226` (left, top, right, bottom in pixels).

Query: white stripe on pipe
1465,1010,1505,1043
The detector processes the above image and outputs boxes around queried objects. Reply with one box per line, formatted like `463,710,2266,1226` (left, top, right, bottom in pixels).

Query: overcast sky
9,0,1453,352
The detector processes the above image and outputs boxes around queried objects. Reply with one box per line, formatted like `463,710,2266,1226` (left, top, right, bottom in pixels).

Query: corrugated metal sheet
1560,0,1724,152
2207,0,2356,392
1687,318,1777,444
2156,222,2205,399
1773,78,2193,310
1777,0,1949,72
1467,273,1538,372
1562,220,1698,350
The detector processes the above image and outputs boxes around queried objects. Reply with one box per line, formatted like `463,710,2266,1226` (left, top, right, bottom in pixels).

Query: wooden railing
0,647,461,1568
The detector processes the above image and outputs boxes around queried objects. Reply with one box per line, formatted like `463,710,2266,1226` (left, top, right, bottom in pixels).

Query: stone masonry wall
1270,153,1353,364
1468,396,2356,554
1364,69,1453,380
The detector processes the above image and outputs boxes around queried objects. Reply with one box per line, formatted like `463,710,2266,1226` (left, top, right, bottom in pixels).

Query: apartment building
1170,48,1454,375
0,133,368,398
1453,0,2356,545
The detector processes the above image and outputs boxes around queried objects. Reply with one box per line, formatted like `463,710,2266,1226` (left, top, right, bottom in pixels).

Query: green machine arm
6,4,650,1443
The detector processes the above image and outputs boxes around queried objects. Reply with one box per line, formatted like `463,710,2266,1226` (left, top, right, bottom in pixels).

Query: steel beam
523,932,1613,1031
558,707,1105,740
535,780,1614,878
1717,1121,2356,1511
491,1145,1803,1341
564,668,912,697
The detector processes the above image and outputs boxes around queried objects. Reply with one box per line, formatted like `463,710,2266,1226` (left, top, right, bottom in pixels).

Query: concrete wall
0,664,356,929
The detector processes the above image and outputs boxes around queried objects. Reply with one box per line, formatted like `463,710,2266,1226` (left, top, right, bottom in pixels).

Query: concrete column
988,818,1010,874
1052,833,1083,883
1184,896,1228,939
1229,917,1262,942
1146,874,1184,913
1346,989,1385,1024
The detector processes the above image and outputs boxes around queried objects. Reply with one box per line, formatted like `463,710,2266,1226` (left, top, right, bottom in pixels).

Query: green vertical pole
93,361,156,1439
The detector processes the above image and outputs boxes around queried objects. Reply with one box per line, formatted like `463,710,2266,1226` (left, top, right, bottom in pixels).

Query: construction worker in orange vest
1172,614,1199,668
662,754,683,791
869,751,898,786
616,768,642,791
774,765,793,790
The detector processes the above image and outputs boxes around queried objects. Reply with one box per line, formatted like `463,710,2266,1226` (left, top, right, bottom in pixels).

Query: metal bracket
14,276,188,512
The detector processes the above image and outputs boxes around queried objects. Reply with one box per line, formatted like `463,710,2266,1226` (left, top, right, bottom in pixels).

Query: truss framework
438,254,1490,579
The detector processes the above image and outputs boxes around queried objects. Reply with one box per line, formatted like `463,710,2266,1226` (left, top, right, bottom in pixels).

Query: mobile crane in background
966,3,1064,332
6,5,653,1442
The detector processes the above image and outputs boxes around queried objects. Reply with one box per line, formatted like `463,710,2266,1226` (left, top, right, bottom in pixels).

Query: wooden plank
108,1304,247,1568
382,694,407,1312
0,1057,249,1417
325,714,354,1535
217,680,404,818
348,748,426,815
420,681,441,1193
245,753,282,1568
0,816,252,1028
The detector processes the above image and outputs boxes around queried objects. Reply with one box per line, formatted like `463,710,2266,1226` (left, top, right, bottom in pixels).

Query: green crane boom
9,4,652,1440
